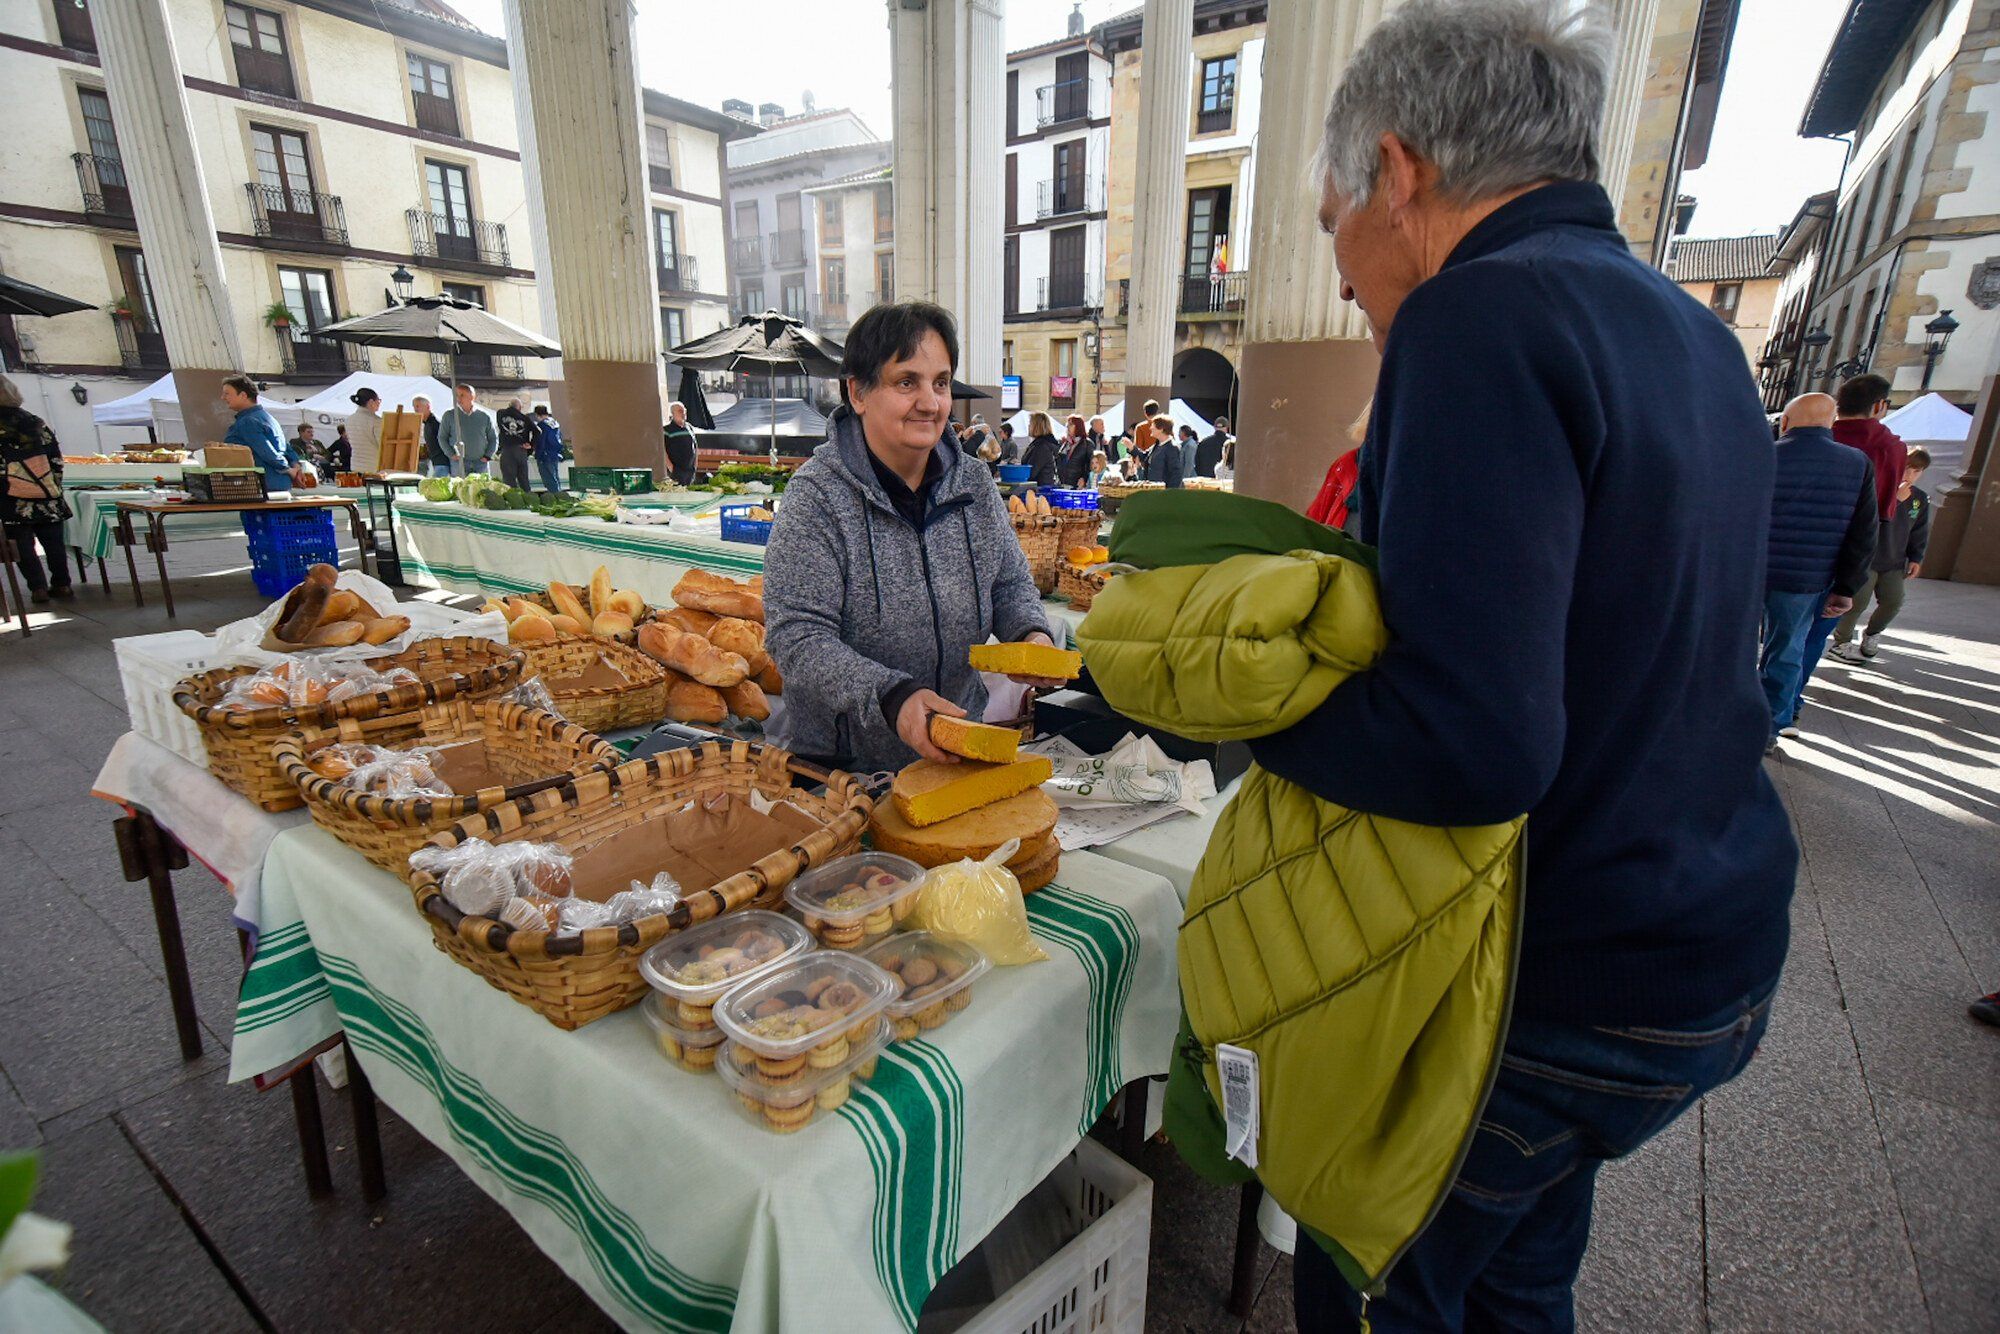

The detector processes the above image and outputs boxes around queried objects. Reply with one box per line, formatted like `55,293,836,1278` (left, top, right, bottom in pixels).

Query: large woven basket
518,635,669,733
1052,508,1102,555
174,637,524,812
1012,514,1063,595
271,699,620,873
1056,562,1110,611
408,740,872,1028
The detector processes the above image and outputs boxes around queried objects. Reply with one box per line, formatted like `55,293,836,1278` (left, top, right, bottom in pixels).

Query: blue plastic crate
1041,488,1099,511
719,501,778,546
243,509,338,597
248,549,333,598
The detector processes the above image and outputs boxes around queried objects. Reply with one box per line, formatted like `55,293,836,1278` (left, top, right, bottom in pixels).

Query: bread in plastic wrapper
910,839,1048,965
557,870,685,933
504,674,564,720
409,836,574,920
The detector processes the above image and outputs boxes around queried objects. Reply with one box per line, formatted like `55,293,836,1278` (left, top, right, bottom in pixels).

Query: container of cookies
638,910,812,1033
712,951,899,1089
639,993,729,1073
782,852,926,949
860,932,989,1040
716,1014,892,1133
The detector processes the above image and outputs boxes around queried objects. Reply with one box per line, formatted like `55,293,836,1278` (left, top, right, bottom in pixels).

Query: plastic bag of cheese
910,840,1048,966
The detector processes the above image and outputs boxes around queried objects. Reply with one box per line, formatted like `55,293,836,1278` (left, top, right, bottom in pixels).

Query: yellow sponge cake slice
968,641,1082,680
928,715,1023,763
870,787,1058,866
891,755,1054,828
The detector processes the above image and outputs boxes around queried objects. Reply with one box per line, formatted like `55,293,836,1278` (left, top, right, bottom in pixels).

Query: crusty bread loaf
722,678,770,720
548,581,590,624
665,678,728,724
636,621,749,687
361,615,410,645
672,569,764,621
656,606,719,636
755,660,783,696
707,616,770,674
274,582,329,643
304,619,366,647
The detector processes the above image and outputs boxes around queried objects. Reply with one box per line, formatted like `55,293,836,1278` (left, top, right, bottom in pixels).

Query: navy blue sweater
1250,182,1798,1026
1766,426,1877,596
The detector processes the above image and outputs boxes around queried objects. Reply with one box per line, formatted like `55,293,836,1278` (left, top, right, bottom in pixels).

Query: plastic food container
860,932,990,1040
638,910,812,1020
712,952,899,1086
783,852,926,949
639,993,728,1073
716,1014,892,1133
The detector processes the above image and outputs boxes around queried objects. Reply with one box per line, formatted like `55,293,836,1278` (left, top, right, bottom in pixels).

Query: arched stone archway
1171,346,1239,426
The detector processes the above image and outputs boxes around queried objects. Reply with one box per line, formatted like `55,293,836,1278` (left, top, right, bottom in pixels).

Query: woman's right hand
897,689,966,764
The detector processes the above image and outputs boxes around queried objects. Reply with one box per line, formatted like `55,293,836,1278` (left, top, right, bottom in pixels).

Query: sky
450,0,1846,241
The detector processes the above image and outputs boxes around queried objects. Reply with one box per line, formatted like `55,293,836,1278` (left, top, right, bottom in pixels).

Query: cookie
756,1053,807,1083
816,1078,852,1112
917,1001,949,1030
894,1017,921,1042
680,1043,718,1071
862,907,894,936
808,1036,851,1068
763,1100,814,1133
946,988,972,1013
676,1000,716,1029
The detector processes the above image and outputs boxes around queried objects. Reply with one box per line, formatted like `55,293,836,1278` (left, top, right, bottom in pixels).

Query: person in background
1058,414,1094,487
664,400,698,487
1142,414,1185,487
220,375,298,493
1831,447,1931,662
1131,399,1163,457
1833,372,1907,522
1308,407,1372,529
1177,423,1200,479
289,422,321,471
1086,450,1111,488
1761,392,1877,745
326,423,353,474
996,420,1021,465
1214,436,1235,481
0,374,73,604
1088,415,1116,464
1022,411,1061,486
346,388,381,473
958,421,989,459
531,405,565,493
413,395,449,477
496,395,534,491
1195,416,1230,479
440,384,496,476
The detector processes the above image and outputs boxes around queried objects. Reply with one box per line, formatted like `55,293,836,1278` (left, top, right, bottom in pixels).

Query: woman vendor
764,301,1063,772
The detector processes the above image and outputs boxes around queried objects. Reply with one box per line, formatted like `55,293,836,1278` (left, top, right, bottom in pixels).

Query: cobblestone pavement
0,541,1993,1332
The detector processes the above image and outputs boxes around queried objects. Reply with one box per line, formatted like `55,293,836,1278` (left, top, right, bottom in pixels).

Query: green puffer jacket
1078,491,1525,1293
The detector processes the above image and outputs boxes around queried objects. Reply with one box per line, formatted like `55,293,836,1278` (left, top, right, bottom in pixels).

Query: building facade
803,164,894,340
642,89,761,361
1760,192,1836,407
0,0,742,446
1001,27,1112,419
1095,1,1265,426
1666,233,1781,370
1767,0,2000,409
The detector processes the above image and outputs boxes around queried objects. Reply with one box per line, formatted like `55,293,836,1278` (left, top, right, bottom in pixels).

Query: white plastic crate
113,629,218,766
956,1137,1152,1334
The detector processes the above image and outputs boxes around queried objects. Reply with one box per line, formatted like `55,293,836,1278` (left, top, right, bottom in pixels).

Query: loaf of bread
655,605,719,636
636,621,749,687
304,619,366,647
548,581,590,625
361,615,410,645
672,569,764,621
665,679,728,724
274,582,329,643
707,616,770,674
755,660,783,696
722,678,771,721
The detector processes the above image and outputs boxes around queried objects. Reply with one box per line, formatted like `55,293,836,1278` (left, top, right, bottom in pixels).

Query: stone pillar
889,0,1008,406
1924,369,2000,584
1597,0,1661,233
501,33,567,420
1123,0,1193,426
1233,0,1393,510
93,0,244,446
503,0,661,471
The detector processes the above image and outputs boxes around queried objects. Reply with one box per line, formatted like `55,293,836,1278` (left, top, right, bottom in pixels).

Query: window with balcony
780,275,807,320
875,250,894,306
1044,139,1089,217
226,3,296,100
1197,55,1237,134
646,124,673,193
113,245,166,370
249,125,343,244
52,0,95,52
661,306,686,351
407,52,460,138
822,258,846,319
1051,338,1077,409
654,209,691,292
821,196,843,248
732,200,762,268
276,265,346,373
1039,52,1091,127
772,193,806,268
419,158,483,262
74,87,129,218
1047,225,1085,309
1708,282,1742,326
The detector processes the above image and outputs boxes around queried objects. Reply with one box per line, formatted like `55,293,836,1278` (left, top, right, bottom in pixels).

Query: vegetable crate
1042,488,1100,511
242,508,338,598
719,501,778,546
569,466,655,494
114,629,217,765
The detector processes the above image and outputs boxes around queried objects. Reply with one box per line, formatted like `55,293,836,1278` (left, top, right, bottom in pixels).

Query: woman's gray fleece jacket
764,408,1051,773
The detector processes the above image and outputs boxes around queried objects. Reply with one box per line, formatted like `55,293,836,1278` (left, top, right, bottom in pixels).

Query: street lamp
1921,309,1958,391
390,264,414,306
1801,325,1831,387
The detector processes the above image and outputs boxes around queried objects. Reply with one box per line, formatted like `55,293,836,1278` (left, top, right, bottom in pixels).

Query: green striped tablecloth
269,827,1179,1333
65,487,371,561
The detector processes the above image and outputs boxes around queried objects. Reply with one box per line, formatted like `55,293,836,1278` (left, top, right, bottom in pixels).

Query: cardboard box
203,443,254,468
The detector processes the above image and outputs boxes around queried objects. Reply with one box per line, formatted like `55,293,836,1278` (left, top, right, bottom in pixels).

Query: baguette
636,621,749,687
588,565,614,618
722,679,770,721
304,563,338,589
754,660,783,696
671,569,764,621
274,582,330,643
655,605,719,636
361,615,410,645
665,679,728,724
547,581,590,625
321,589,362,622
707,616,770,674
305,619,366,647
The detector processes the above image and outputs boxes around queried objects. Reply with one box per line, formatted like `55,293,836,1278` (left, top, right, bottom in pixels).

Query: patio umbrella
665,310,844,462
0,273,94,318
951,380,989,401
309,295,560,381
676,365,715,430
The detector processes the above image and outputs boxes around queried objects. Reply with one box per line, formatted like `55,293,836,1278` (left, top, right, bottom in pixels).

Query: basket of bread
1005,493,1063,594
174,637,525,810
633,570,782,728
262,563,415,651
271,698,621,871
485,566,648,645
406,739,872,1028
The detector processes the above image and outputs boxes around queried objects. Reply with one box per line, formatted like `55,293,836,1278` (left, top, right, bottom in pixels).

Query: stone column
501,37,566,419
1232,0,1393,509
93,0,244,446
1923,337,2000,583
1123,0,1193,426
889,0,1007,407
1597,0,1662,235
503,0,661,471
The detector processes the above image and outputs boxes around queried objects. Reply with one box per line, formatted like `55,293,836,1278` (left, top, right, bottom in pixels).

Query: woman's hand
897,689,967,764
1006,631,1070,691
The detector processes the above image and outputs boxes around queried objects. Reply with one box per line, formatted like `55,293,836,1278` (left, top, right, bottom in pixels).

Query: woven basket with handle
174,637,525,812
1056,561,1110,611
1052,508,1102,556
271,699,620,873
517,635,669,734
521,591,644,643
408,740,872,1029
1012,514,1063,595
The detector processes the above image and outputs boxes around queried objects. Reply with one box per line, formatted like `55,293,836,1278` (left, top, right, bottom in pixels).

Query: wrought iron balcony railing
112,314,169,372
278,336,369,376
1179,270,1249,315
1034,78,1105,128
1036,175,1104,220
406,208,510,268
246,183,349,246
72,153,133,221
429,352,526,383
657,254,701,294
768,228,809,268
1036,274,1100,312
732,234,763,268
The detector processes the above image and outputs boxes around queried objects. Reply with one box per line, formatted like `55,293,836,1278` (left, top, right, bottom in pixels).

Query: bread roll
665,679,728,724
275,582,329,643
671,569,764,622
722,679,770,721
637,621,748,687
589,565,614,618
507,596,550,622
510,615,557,643
305,619,366,647
592,610,635,638
755,660,783,696
609,589,645,618
656,606,719,636
548,581,590,624
321,589,362,621
304,563,338,588
361,615,410,645
707,617,770,674
549,613,583,635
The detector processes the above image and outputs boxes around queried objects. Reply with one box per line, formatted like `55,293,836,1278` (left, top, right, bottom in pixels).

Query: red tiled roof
1666,233,1780,283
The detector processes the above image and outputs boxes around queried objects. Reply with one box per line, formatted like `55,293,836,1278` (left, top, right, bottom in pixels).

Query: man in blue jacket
1257,2,1800,1328
219,375,295,493
1761,392,1878,743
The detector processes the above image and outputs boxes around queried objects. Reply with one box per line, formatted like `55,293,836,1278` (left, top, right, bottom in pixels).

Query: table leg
117,510,143,607
346,507,370,577
147,515,175,618
288,1069,335,1198
1117,1077,1151,1162
113,811,202,1062
1227,1181,1266,1318
0,535,28,638
97,556,108,595
344,1039,387,1205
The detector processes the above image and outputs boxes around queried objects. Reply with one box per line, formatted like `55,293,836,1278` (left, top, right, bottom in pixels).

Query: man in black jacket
1194,416,1229,478
496,397,534,490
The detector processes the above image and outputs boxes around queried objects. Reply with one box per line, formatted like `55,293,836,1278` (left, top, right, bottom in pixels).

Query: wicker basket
408,740,872,1028
1012,514,1063,595
1053,508,1103,557
517,635,669,733
523,591,643,643
271,699,620,873
1057,562,1111,611
174,637,525,812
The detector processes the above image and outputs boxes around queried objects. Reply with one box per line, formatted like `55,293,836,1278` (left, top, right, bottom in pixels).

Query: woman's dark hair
1835,373,1891,416
842,300,958,391
222,374,258,400
350,387,380,408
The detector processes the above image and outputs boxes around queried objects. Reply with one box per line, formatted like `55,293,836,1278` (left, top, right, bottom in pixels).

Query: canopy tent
707,396,828,437
270,372,454,430
666,312,844,460
1884,392,1975,480
1005,398,1213,441
90,374,178,427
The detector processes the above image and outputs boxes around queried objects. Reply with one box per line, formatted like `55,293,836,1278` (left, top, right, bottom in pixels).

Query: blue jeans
1759,589,1825,732
1790,611,1841,726
536,455,563,493
1294,979,1778,1333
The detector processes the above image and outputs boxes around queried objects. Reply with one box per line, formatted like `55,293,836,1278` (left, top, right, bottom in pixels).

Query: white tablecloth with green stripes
64,486,372,561
267,827,1178,1332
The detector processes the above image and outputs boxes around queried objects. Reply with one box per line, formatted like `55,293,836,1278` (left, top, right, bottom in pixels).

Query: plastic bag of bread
910,840,1048,966
218,656,351,710
342,743,453,799
557,870,685,932
410,837,573,925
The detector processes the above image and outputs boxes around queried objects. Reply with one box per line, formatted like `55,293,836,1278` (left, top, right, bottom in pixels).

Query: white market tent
271,372,454,430
1883,392,1973,479
90,373,177,427
1002,398,1213,440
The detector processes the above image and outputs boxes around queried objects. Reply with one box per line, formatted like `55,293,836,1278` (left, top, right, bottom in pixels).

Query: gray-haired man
1240,1,1797,1327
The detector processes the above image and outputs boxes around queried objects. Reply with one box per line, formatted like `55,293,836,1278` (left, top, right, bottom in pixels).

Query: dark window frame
407,50,461,138
225,2,297,100
1197,54,1237,134
52,0,96,52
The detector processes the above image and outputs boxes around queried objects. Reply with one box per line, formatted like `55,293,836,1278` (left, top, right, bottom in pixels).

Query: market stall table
271,825,1179,1332
114,495,370,617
